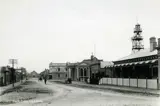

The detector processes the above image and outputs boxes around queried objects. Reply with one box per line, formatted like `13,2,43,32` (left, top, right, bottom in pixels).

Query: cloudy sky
0,0,160,73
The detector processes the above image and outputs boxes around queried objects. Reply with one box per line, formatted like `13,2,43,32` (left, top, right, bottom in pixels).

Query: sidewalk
51,80,160,96
0,80,26,96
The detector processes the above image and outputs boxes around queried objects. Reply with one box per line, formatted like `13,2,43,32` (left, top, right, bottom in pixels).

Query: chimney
150,37,157,52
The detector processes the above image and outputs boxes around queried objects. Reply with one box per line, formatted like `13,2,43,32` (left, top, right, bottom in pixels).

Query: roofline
113,54,158,64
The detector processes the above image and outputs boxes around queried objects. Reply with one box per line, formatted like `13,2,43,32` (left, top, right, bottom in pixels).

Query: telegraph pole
9,59,18,87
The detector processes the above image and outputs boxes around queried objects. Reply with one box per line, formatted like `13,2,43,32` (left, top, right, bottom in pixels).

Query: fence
99,77,158,89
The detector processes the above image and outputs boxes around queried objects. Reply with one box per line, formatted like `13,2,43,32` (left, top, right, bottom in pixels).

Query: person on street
44,76,47,84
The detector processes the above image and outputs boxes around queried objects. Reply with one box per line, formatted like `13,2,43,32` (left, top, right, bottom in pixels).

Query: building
100,61,114,77
15,67,27,82
0,66,11,86
0,66,27,86
29,71,39,78
100,23,160,89
67,54,103,84
49,63,67,80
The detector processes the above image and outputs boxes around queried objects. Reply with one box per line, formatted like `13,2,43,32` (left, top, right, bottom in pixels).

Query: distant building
49,63,67,80
15,67,27,81
0,66,11,86
29,71,39,78
66,54,104,84
0,66,27,86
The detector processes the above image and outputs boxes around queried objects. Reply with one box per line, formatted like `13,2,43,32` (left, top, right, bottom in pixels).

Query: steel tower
131,23,144,53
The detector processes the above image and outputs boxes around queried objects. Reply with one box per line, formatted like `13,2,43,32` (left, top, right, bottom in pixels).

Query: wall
99,77,158,89
91,64,99,74
50,73,67,80
49,65,67,80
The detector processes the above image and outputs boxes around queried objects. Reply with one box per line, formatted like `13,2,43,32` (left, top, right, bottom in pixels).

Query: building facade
100,24,160,89
0,66,27,86
49,63,67,80
0,66,11,86
66,55,103,84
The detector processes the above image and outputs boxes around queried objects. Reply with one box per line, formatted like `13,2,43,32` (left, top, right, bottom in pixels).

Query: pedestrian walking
44,76,47,84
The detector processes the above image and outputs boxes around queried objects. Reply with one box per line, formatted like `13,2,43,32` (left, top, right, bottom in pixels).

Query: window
58,68,60,71
84,70,87,76
58,74,60,78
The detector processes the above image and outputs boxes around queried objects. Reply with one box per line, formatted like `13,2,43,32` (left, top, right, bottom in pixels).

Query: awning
110,65,114,67
120,64,125,66
145,60,150,64
151,59,158,63
139,61,145,64
129,63,133,65
134,62,138,65
124,63,129,66
113,59,158,67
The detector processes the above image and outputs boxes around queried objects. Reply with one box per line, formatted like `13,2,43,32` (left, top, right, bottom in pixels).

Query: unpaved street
0,79,160,106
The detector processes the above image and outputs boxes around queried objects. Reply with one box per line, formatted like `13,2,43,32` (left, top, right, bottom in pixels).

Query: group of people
38,76,47,84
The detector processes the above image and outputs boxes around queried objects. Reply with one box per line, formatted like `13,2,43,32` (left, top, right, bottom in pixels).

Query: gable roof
115,48,157,62
79,63,88,66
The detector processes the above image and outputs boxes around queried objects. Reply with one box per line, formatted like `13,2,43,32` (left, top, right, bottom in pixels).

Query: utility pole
9,59,18,87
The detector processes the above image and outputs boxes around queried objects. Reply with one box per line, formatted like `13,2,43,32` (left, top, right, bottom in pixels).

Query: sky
0,0,160,73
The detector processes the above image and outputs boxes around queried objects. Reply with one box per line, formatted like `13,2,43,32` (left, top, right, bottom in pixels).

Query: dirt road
1,79,159,106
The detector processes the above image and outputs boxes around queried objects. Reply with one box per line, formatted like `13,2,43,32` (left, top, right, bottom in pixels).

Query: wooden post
157,77,159,90
122,76,123,86
146,77,148,89
129,77,130,87
111,77,112,85
117,76,118,86
137,77,138,88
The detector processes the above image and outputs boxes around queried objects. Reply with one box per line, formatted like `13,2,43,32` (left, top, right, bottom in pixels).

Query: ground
0,78,159,106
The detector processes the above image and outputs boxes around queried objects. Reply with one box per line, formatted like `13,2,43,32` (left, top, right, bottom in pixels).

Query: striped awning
151,59,158,63
134,62,139,65
129,63,133,65
145,60,150,64
139,61,145,64
113,59,158,67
